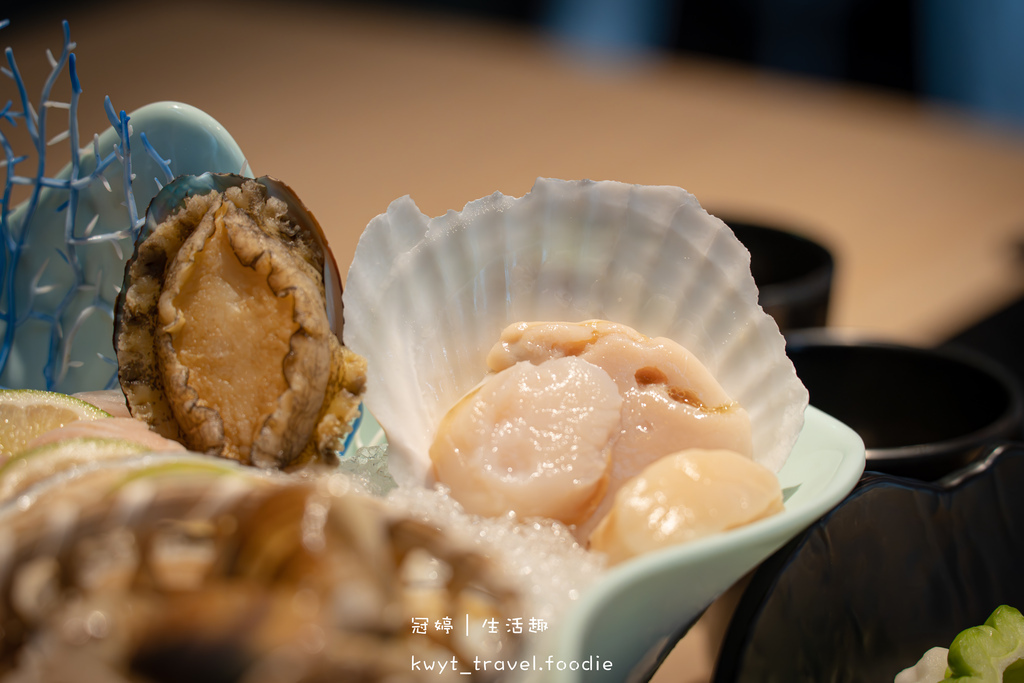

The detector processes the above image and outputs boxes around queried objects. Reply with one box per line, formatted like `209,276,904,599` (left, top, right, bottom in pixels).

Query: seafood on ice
0,393,597,683
0,445,521,682
0,171,812,678
430,320,760,540
344,178,807,554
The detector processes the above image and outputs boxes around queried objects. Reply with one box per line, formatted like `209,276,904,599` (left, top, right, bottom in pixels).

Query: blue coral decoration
1,19,248,394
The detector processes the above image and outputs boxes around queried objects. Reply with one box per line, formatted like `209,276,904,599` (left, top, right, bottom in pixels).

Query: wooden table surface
9,0,1024,347
5,1,1024,680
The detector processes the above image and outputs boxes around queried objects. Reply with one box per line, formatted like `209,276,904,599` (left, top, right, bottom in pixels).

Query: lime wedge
0,389,111,458
0,436,149,501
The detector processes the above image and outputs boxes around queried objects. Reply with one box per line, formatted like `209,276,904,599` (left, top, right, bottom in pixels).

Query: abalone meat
114,174,365,469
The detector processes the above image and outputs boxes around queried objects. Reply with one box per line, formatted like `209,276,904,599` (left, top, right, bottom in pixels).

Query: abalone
114,174,365,469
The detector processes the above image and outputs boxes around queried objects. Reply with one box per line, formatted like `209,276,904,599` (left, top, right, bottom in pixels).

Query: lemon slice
0,389,111,458
0,436,150,501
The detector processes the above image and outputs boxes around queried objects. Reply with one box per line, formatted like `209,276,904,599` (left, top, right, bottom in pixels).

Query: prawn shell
343,178,808,486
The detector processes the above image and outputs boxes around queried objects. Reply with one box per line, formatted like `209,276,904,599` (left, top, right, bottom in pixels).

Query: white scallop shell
343,178,808,486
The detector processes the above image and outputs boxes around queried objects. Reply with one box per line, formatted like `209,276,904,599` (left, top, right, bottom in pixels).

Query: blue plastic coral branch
0,19,173,391
141,131,174,189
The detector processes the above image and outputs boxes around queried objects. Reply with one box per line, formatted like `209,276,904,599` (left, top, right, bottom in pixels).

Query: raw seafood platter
0,20,865,683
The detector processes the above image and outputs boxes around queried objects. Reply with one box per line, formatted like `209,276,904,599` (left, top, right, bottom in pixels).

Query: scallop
476,319,755,537
430,354,622,525
589,448,785,565
114,174,366,469
343,178,808,489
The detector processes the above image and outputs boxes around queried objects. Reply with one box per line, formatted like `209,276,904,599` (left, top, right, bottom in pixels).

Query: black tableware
713,442,1024,683
785,331,1024,480
721,218,835,332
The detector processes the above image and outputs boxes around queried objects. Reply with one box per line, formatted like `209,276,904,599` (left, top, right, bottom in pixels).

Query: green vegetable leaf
944,606,1024,682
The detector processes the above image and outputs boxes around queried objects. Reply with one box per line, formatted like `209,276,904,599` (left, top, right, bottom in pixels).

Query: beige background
7,1,1024,346
5,2,1024,679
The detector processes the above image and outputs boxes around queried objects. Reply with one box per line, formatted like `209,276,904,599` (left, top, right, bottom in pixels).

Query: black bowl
721,218,835,332
785,332,1024,480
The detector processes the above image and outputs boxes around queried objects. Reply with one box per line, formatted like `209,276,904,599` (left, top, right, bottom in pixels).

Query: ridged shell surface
343,178,808,486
